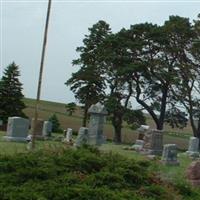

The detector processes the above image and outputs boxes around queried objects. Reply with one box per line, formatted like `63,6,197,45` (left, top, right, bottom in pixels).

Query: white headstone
42,121,52,137
66,128,73,142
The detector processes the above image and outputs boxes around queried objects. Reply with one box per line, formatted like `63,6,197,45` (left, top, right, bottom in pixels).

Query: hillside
22,98,192,149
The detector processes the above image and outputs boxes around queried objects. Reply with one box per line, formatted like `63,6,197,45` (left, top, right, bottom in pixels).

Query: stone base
3,136,27,142
161,160,180,166
131,144,143,151
186,151,199,158
141,149,162,156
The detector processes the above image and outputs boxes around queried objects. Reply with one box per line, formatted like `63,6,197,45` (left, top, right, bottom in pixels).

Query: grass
0,130,193,186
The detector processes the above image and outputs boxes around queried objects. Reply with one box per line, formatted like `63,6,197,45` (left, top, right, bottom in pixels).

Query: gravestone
3,117,29,142
66,128,73,142
143,129,164,155
137,125,149,140
186,137,199,158
131,140,144,151
31,118,44,138
161,144,179,165
42,121,52,137
186,161,200,186
87,102,108,145
74,127,89,147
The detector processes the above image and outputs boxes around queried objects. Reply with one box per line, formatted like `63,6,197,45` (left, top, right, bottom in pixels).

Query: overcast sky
1,0,200,105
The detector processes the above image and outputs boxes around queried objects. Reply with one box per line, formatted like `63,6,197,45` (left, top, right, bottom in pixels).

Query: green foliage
0,62,26,124
48,114,61,133
123,109,146,130
1,146,198,200
65,102,76,116
66,20,111,126
165,107,188,129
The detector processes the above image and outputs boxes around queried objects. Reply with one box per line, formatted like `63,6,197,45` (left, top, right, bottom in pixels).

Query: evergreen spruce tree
0,62,26,124
48,113,61,132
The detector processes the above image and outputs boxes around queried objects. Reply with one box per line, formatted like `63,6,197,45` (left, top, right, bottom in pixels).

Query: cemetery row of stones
2,102,200,187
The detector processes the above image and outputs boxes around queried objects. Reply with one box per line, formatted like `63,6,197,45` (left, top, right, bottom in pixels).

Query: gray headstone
87,102,108,146
0,120,3,126
3,117,29,142
161,144,179,165
74,127,89,147
42,121,52,137
186,137,199,158
143,129,164,155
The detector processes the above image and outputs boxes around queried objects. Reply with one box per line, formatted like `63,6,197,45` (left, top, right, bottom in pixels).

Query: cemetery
1,1,200,199
0,100,200,199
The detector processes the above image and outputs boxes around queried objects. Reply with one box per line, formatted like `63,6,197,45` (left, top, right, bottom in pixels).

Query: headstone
161,144,179,165
42,121,52,137
87,102,108,145
3,117,29,142
137,125,149,140
0,120,3,126
143,129,164,155
31,118,44,138
66,128,73,142
74,127,89,147
186,161,200,186
131,139,144,151
186,137,199,158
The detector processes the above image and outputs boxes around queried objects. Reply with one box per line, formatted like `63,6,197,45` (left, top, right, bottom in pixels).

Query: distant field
22,98,192,149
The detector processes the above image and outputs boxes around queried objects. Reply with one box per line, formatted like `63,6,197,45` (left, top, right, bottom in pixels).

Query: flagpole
32,0,52,149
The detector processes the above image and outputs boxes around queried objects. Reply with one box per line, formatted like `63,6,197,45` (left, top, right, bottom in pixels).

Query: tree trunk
112,115,122,144
82,106,88,127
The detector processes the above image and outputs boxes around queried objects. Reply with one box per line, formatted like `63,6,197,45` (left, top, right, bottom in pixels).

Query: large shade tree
66,20,111,126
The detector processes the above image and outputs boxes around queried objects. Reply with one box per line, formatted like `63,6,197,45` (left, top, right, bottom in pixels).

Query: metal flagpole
32,0,52,149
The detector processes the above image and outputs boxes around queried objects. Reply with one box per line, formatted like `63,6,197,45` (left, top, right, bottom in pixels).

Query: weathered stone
137,125,149,140
186,161,200,186
66,128,73,142
42,121,52,137
186,137,199,158
161,144,179,165
3,117,29,142
131,139,144,151
88,102,108,146
74,127,89,147
143,129,164,155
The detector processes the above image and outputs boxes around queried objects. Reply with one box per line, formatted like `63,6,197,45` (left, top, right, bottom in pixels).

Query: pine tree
48,113,61,132
0,62,26,124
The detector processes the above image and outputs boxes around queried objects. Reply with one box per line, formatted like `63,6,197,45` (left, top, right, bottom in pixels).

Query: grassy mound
0,146,199,200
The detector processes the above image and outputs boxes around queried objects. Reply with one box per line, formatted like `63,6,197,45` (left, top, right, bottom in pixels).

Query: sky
1,0,200,105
